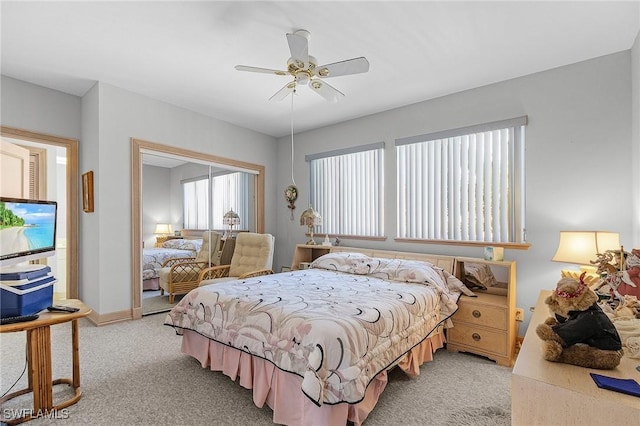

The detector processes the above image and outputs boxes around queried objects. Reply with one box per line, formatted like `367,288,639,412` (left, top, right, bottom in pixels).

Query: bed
142,238,203,290
164,249,475,425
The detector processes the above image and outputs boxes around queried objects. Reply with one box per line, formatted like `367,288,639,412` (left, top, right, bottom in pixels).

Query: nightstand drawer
454,301,507,330
448,324,508,355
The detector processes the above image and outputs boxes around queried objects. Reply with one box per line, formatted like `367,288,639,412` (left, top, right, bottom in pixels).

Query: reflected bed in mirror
463,262,508,296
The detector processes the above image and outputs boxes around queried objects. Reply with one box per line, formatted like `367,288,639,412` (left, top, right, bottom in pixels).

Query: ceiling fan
235,29,370,102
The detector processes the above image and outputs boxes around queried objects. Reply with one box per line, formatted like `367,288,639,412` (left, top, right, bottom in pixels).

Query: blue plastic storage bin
0,276,55,317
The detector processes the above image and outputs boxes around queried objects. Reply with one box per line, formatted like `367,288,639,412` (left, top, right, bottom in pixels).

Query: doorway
0,126,79,299
130,138,265,319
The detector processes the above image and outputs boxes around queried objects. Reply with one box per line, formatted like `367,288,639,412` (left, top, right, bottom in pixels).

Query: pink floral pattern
165,256,466,406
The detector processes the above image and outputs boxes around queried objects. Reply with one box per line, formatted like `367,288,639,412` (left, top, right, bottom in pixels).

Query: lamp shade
223,209,240,226
154,223,173,235
300,206,322,226
552,231,620,265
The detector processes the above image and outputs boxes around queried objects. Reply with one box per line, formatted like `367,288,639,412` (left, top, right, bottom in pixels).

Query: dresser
512,290,640,425
447,257,517,367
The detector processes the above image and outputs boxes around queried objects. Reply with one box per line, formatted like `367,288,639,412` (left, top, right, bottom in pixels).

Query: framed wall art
82,171,94,212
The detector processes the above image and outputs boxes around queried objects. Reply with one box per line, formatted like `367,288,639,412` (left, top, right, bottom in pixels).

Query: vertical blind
183,172,248,230
183,178,209,229
308,143,384,237
396,117,526,243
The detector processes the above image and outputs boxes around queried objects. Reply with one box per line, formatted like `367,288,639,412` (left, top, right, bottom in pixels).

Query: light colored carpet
0,314,512,425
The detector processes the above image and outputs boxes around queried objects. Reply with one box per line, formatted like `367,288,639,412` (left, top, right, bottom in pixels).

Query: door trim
1,126,79,299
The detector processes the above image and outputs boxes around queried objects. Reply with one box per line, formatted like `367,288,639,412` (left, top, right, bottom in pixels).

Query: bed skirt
180,328,445,426
143,277,160,291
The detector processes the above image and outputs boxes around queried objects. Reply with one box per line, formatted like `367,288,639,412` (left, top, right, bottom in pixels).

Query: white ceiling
2,1,639,139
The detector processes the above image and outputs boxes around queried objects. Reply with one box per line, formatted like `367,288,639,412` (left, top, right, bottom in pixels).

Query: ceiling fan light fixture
296,72,310,85
235,30,369,102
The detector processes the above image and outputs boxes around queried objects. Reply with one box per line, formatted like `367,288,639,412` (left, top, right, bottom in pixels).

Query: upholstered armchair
159,231,222,303
198,232,275,285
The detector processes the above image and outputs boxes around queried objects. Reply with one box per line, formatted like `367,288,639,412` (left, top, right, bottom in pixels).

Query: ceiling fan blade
235,65,288,76
309,78,344,103
286,30,309,69
269,81,296,101
316,57,370,78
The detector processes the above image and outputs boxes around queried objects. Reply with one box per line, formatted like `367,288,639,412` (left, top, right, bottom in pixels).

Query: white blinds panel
183,179,209,229
460,136,469,241
432,141,441,239
310,148,382,236
500,128,510,241
396,123,522,243
183,173,248,231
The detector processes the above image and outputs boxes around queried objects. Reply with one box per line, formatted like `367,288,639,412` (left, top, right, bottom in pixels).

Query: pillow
312,253,475,296
464,263,499,289
386,259,476,297
162,238,203,252
311,252,371,273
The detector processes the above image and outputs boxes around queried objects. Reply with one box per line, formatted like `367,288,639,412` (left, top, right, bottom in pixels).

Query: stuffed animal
614,294,640,319
536,273,623,369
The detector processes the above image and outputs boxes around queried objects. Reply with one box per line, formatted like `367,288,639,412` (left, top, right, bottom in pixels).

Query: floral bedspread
142,245,198,280
164,252,470,405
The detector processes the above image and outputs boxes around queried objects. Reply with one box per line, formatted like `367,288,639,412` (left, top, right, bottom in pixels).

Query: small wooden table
0,299,91,425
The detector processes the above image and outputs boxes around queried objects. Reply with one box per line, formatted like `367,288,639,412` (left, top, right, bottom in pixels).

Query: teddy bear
535,272,623,369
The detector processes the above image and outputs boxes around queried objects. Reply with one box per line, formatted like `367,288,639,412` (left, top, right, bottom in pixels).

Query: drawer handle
472,310,481,318
472,333,481,341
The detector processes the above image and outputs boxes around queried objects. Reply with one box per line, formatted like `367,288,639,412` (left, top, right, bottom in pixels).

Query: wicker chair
159,231,222,303
198,232,275,285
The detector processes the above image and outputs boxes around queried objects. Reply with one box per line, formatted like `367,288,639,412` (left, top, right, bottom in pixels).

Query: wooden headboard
180,229,215,240
328,246,457,275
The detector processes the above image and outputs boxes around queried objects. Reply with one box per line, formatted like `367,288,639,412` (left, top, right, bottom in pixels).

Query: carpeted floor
0,314,512,425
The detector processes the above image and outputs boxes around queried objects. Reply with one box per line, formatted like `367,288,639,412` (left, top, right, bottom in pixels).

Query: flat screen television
0,197,58,269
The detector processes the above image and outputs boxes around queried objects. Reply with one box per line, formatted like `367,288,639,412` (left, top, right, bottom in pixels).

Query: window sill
394,238,531,250
306,235,530,250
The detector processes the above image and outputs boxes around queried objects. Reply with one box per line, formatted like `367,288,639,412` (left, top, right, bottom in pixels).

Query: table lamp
300,206,322,245
223,209,240,238
154,223,173,236
552,231,620,284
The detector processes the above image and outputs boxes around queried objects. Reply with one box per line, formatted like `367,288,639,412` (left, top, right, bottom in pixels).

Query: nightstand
155,235,182,247
291,244,332,270
447,257,517,367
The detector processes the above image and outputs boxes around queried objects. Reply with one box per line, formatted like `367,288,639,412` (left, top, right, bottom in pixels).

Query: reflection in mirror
140,151,257,315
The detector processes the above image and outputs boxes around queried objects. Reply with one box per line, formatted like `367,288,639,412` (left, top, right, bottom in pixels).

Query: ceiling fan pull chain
284,89,299,221
290,90,296,186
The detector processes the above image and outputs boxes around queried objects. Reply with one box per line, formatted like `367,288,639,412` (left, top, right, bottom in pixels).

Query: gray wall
275,50,637,334
0,76,82,139
82,82,278,314
142,164,173,248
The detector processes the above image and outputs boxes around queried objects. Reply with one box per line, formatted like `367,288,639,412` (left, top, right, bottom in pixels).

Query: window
396,117,526,243
182,172,249,230
308,142,384,237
